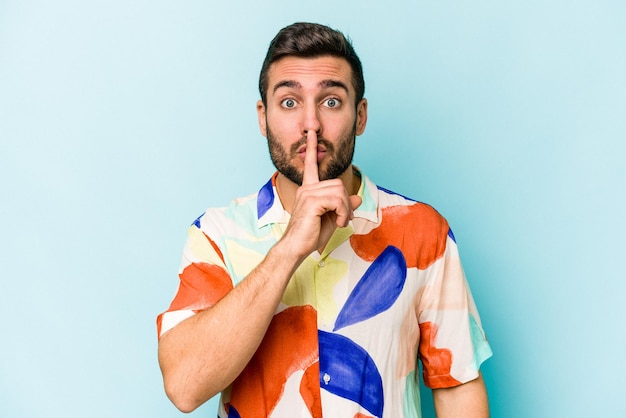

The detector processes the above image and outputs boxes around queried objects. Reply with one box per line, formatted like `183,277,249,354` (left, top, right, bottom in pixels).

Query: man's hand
283,131,361,257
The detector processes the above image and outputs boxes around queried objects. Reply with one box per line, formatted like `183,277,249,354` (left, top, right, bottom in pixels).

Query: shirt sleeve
156,221,234,339
417,230,492,389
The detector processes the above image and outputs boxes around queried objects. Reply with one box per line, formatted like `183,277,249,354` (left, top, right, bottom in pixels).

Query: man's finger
302,130,320,185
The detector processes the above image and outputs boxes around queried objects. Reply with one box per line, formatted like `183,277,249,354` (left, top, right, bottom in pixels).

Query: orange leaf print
301,361,322,418
350,203,449,270
419,321,461,388
228,305,320,417
169,262,233,311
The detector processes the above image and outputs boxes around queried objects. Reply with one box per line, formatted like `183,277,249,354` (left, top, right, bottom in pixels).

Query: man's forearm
432,373,489,418
157,239,307,412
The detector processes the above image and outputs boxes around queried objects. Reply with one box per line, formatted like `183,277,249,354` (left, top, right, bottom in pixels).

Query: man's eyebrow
273,80,301,94
319,79,349,92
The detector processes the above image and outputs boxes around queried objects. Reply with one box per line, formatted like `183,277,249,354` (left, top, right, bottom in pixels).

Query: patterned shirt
157,170,492,418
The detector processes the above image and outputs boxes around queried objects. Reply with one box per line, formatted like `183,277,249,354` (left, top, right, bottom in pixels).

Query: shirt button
318,260,325,268
323,373,331,385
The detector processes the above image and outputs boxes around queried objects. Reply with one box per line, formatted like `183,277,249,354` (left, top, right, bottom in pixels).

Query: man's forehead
267,56,353,92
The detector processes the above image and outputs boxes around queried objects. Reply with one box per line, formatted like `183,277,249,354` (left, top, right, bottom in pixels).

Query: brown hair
259,22,365,106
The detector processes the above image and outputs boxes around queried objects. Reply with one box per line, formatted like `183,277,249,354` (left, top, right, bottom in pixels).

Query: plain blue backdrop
1,1,625,417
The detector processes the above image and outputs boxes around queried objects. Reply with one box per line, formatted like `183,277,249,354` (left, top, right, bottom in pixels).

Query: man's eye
324,98,341,108
281,99,296,108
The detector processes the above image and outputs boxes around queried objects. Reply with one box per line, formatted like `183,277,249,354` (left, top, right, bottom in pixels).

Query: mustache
289,137,335,154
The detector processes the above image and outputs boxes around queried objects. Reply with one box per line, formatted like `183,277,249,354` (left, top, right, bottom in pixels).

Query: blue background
1,1,625,417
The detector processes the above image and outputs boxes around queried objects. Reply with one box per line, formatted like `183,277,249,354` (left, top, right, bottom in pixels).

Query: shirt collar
256,167,379,228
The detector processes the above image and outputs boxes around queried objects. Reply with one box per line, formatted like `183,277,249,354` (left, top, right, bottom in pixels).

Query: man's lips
297,145,327,162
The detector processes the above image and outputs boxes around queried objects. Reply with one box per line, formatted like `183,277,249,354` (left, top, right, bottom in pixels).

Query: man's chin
319,162,353,182
276,168,303,186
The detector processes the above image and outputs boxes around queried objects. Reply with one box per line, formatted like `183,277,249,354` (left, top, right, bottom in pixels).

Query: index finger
302,130,320,185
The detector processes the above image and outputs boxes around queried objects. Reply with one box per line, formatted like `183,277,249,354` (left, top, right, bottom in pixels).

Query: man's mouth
296,143,328,162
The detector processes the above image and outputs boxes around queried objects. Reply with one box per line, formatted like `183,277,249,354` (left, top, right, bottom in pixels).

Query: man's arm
158,238,305,412
158,131,360,412
432,372,489,418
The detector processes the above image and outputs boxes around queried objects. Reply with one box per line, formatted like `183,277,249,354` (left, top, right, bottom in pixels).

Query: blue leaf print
192,212,205,228
227,404,240,418
448,227,456,242
257,178,274,219
319,330,384,417
334,245,406,331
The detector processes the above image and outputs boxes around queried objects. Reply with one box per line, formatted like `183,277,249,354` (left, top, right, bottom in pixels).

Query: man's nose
302,104,321,136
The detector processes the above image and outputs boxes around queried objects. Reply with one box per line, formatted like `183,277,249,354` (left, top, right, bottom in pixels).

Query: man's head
259,22,365,107
257,23,368,187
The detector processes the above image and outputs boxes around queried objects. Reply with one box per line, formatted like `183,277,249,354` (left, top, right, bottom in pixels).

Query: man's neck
275,165,360,214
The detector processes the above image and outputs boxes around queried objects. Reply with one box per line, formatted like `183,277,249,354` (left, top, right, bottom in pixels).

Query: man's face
257,55,368,186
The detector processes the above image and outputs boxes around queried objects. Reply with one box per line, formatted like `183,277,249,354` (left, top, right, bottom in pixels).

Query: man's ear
355,98,368,136
257,100,267,137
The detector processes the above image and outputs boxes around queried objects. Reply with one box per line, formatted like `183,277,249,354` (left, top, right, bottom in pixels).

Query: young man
157,22,492,418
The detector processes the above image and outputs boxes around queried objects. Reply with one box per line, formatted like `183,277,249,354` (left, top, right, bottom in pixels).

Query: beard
266,122,356,186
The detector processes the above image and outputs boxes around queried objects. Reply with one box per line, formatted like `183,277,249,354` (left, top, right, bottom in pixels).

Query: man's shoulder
191,188,262,232
374,184,444,220
357,172,447,227
353,180,454,268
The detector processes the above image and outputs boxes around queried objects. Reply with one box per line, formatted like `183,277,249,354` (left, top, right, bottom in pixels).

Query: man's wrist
268,235,310,268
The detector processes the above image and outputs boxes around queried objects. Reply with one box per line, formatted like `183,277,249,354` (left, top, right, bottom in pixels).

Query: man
157,22,492,418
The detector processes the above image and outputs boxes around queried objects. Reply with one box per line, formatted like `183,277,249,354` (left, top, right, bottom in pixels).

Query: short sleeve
417,232,492,389
156,222,234,339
